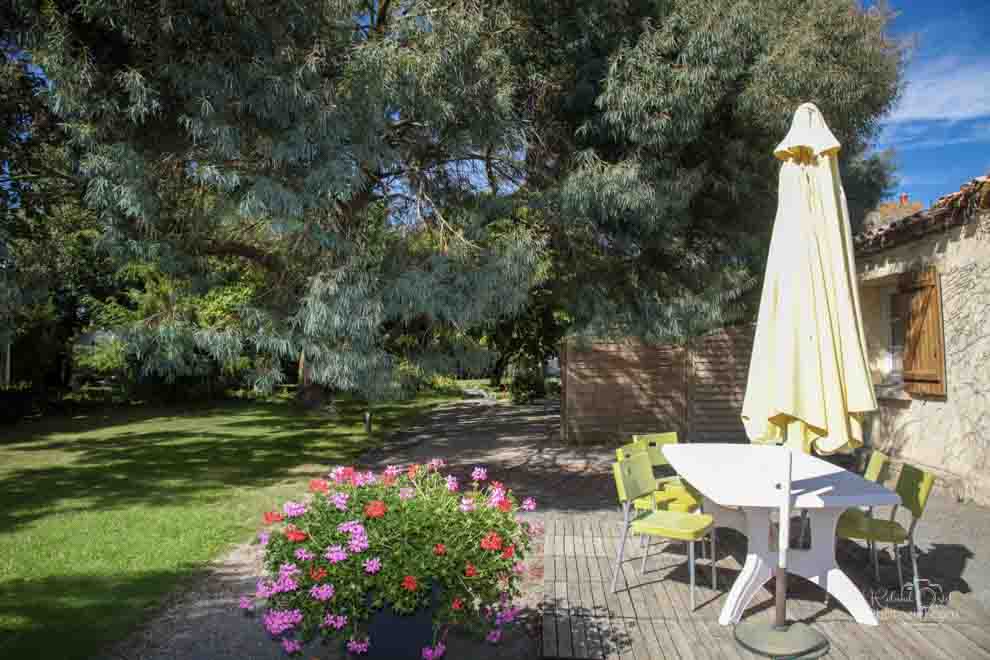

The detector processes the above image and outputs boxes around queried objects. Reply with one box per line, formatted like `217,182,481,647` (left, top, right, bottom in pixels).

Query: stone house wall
857,208,990,504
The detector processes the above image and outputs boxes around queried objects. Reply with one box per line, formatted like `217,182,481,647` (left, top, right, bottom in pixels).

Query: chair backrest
895,464,935,519
615,440,646,463
612,452,656,504
632,432,679,468
863,450,888,483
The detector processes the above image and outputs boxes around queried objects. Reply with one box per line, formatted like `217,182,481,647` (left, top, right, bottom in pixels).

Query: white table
663,444,900,626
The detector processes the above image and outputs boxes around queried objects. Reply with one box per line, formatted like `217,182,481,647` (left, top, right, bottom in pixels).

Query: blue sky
872,0,990,207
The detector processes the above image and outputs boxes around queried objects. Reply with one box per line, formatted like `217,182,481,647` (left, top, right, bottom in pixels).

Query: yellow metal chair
610,452,716,610
616,436,698,514
632,432,684,491
837,463,935,616
838,450,889,579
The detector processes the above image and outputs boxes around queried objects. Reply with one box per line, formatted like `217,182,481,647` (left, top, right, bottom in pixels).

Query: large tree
4,0,902,396
509,0,902,342
5,0,543,398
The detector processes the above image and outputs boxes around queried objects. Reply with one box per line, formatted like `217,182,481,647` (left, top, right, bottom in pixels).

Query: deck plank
915,622,990,659
556,606,575,659
954,622,990,654
543,609,558,659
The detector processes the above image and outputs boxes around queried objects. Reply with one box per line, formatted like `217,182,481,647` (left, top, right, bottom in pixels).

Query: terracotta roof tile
854,175,990,255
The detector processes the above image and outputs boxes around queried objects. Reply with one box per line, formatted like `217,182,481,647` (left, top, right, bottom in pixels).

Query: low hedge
0,383,36,424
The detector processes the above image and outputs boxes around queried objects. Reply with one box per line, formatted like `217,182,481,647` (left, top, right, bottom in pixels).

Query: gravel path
100,398,614,660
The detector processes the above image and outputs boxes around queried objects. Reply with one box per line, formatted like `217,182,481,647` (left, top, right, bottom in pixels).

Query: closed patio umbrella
741,102,878,456
735,103,879,658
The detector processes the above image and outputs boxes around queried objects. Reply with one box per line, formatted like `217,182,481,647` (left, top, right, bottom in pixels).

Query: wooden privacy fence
560,326,755,445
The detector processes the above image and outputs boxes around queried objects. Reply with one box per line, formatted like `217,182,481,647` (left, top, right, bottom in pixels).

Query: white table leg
788,509,879,626
719,508,879,626
719,509,773,625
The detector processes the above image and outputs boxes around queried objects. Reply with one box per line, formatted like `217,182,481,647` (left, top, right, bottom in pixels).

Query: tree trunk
3,342,10,386
490,354,510,387
296,350,331,409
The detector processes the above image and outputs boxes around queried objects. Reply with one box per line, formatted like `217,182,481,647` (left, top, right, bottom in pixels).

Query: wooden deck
541,514,990,659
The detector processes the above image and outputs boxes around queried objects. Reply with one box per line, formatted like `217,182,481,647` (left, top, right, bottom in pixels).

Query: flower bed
242,459,538,658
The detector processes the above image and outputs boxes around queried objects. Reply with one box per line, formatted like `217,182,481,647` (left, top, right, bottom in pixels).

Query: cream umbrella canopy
741,102,877,455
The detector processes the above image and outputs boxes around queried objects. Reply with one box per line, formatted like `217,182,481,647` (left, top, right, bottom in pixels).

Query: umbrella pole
735,446,829,659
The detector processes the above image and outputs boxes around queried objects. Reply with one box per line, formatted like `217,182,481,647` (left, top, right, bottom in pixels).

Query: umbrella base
734,620,829,659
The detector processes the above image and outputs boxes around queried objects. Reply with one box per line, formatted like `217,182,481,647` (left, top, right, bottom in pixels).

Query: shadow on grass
0,567,205,660
0,398,440,534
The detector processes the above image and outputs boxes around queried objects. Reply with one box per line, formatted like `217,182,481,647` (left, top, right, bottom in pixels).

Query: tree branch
201,240,283,270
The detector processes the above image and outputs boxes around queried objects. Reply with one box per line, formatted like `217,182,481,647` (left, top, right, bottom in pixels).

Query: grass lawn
0,393,456,659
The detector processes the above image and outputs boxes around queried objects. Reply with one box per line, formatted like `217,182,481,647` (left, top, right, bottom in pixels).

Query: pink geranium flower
322,613,348,630
471,466,488,482
346,637,370,654
309,583,335,601
325,545,348,564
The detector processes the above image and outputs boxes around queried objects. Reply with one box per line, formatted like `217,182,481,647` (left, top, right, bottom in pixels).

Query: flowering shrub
243,460,538,657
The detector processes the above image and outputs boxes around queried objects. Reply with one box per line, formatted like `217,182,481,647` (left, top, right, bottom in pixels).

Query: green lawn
0,394,455,659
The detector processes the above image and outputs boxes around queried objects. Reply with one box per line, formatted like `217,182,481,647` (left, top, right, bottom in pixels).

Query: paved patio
103,398,990,659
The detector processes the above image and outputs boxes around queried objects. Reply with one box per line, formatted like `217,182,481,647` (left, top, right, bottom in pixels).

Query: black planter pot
349,584,441,660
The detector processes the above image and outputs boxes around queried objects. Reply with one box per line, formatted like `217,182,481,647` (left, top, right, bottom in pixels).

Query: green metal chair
615,439,698,513
610,452,716,610
837,450,889,580
632,432,684,490
837,463,935,616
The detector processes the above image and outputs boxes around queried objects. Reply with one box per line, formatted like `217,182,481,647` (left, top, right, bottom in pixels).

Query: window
888,267,946,397
886,294,906,385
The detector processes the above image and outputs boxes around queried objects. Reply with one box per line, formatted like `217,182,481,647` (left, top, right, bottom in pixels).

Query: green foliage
508,365,545,404
4,0,903,397
510,0,904,343
255,465,535,649
6,0,542,399
72,337,129,381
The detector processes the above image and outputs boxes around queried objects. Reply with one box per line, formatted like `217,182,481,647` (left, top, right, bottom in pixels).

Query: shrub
0,381,36,424
243,460,539,656
508,366,544,404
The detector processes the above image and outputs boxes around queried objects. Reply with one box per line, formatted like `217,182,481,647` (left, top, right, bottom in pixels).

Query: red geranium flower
433,543,447,556
490,481,504,492
452,598,463,611
402,575,418,592
497,499,512,513
480,531,503,551
465,563,478,577
382,474,396,487
364,500,388,518
310,566,328,581
501,544,515,559
309,479,329,494
407,464,420,479
285,526,308,542
263,511,284,525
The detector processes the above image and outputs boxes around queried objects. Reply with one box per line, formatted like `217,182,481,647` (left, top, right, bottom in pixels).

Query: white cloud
887,56,990,123
878,120,990,151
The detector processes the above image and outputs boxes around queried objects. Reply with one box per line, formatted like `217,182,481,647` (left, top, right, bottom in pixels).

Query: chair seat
632,510,713,541
837,510,908,544
633,489,699,513
657,475,684,490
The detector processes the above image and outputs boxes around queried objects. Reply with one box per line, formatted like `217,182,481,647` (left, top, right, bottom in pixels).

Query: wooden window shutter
897,267,946,397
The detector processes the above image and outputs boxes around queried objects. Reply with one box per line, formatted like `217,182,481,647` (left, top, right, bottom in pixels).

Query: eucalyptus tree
6,0,542,397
